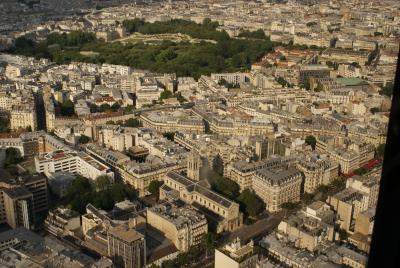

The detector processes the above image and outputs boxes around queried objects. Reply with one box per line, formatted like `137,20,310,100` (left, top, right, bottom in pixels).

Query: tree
237,189,264,217
238,29,267,39
78,134,90,144
96,175,111,191
124,118,141,127
338,228,348,240
99,103,111,112
370,107,380,114
10,20,274,79
200,233,216,258
148,180,164,198
66,176,91,199
281,202,299,210
305,135,317,150
0,117,9,133
162,132,175,141
111,102,121,112
124,105,134,113
4,147,22,167
301,193,314,205
354,167,367,175
211,176,240,199
160,90,173,100
379,83,393,97
60,100,75,116
376,144,385,159
317,185,330,194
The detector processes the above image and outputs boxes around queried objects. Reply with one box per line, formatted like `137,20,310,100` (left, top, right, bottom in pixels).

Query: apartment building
107,225,146,268
140,110,205,134
147,202,207,252
210,73,247,85
252,166,302,212
135,76,163,108
316,136,374,174
101,64,132,76
225,158,282,191
215,238,258,268
327,174,379,232
321,48,370,66
10,103,37,131
296,156,339,193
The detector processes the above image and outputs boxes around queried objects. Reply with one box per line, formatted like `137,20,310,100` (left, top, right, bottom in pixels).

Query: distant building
299,64,331,85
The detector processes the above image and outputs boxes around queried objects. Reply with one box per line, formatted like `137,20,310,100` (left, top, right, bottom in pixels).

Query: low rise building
44,207,80,237
215,238,258,268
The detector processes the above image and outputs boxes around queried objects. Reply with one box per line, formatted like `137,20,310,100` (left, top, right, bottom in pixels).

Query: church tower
187,151,202,181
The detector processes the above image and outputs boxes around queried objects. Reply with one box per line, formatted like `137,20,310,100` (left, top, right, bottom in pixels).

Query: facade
107,225,146,268
147,202,207,252
253,166,302,212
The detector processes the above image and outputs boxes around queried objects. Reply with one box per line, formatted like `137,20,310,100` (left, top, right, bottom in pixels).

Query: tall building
2,187,35,230
107,225,146,268
0,173,48,230
187,151,202,181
